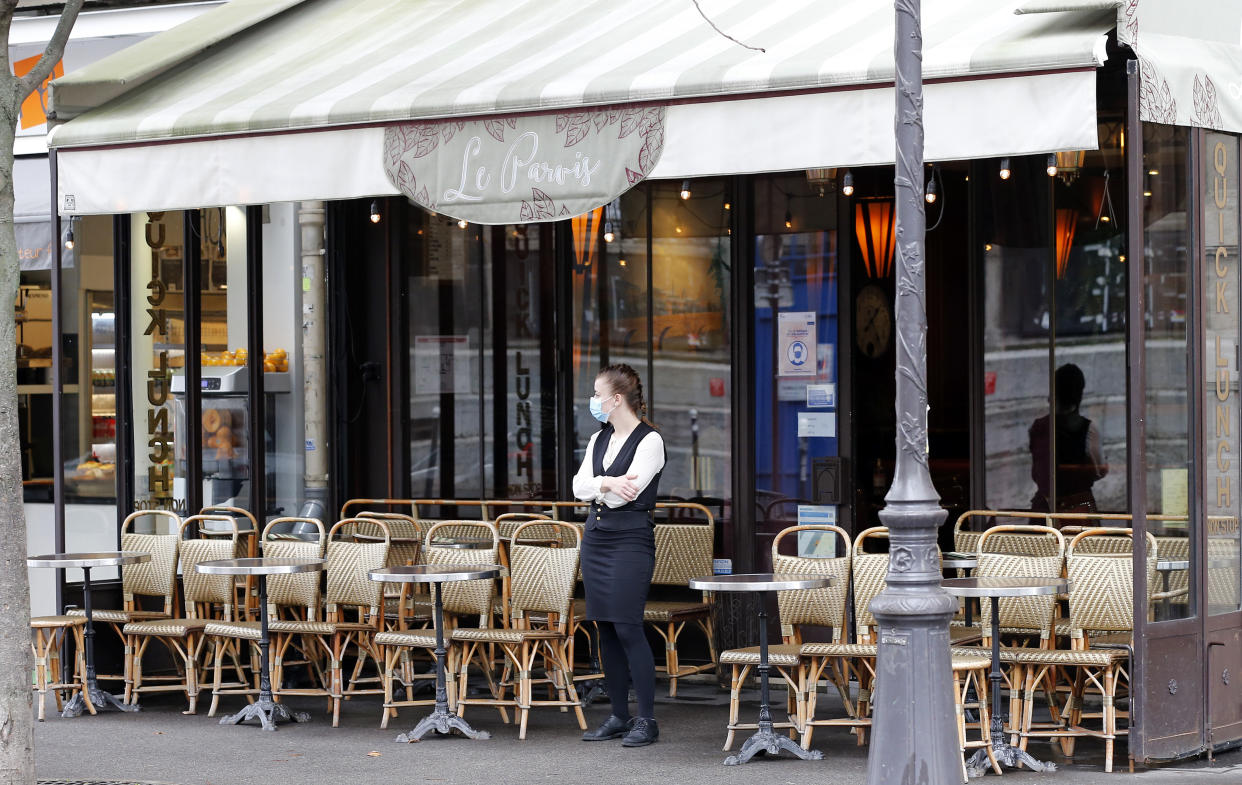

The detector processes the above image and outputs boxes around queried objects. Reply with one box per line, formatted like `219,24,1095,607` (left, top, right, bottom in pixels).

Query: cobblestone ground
32,678,1242,785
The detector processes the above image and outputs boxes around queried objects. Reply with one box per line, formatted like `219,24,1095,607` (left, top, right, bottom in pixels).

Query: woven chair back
494,512,552,539
339,497,420,521
771,525,851,642
199,506,258,558
179,515,241,612
425,521,501,617
508,522,581,625
652,523,713,587
953,515,984,554
851,527,890,638
976,525,1065,637
120,510,182,604
260,517,326,613
1066,528,1157,636
325,518,391,614
357,512,423,566
1207,536,1240,609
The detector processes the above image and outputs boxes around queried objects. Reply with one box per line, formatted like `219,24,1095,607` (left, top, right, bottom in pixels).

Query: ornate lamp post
865,1,962,782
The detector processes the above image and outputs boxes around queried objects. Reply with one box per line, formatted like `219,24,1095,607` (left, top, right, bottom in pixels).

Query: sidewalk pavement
33,681,1242,785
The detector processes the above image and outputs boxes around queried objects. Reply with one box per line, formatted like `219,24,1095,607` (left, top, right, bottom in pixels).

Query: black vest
587,422,664,531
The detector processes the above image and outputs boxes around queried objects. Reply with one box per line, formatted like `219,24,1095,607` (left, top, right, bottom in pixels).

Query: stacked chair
453,520,586,738
375,520,503,727
996,527,1156,773
123,514,244,713
67,509,181,699
643,508,716,697
204,517,327,718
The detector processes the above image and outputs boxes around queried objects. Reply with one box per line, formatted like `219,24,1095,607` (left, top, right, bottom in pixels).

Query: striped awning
49,0,1117,215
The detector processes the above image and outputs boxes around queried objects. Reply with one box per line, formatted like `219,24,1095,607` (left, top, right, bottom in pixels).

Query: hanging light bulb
1046,154,1058,178
63,225,75,250
841,169,855,196
680,180,692,200
999,158,1011,180
603,222,615,243
784,209,793,230
723,201,731,211
457,219,468,229
369,200,381,223
675,224,683,234
924,176,937,204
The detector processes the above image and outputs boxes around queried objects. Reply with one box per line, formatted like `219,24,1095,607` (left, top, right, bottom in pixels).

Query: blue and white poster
777,311,816,378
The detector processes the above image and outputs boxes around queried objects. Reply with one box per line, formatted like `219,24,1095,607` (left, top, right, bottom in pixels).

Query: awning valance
49,0,1116,216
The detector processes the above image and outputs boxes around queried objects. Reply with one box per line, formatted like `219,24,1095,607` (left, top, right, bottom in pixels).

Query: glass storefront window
1144,124,1193,620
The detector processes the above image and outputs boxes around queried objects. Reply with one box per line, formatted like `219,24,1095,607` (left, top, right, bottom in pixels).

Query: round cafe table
941,552,979,626
369,564,504,742
942,576,1069,775
196,557,325,731
688,573,835,766
27,551,152,718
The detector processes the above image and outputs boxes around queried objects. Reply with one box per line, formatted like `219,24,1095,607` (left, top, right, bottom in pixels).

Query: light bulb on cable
1046,154,1058,178
458,219,468,229
603,222,615,243
369,200,381,223
999,158,1011,180
784,209,793,230
924,177,937,204
64,226,75,250
680,180,692,200
841,170,854,197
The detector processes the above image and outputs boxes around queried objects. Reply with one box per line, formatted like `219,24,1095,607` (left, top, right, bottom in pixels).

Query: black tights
595,620,655,720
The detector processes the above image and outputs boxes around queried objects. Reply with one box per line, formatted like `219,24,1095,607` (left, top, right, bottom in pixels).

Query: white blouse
572,429,666,508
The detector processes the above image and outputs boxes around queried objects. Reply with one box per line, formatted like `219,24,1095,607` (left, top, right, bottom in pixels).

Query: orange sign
12,54,63,130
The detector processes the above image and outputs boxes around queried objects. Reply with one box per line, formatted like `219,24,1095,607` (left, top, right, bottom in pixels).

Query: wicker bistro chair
493,512,553,539
266,518,391,727
643,515,717,697
204,517,327,718
453,521,586,739
66,510,181,697
373,521,502,728
198,506,259,618
1006,528,1158,774
29,615,86,720
123,515,245,714
973,526,1066,648
717,525,853,750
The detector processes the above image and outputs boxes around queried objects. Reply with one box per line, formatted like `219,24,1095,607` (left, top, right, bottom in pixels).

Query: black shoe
582,714,632,741
621,717,659,747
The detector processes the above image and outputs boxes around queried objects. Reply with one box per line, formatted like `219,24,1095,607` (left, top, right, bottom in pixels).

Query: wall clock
855,284,892,359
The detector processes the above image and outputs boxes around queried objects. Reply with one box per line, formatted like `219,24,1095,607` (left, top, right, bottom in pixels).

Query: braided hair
597,363,656,428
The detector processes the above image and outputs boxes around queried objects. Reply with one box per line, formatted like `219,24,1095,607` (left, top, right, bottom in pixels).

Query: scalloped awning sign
382,105,666,225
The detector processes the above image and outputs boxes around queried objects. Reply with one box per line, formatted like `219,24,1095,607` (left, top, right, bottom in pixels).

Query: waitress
573,363,665,748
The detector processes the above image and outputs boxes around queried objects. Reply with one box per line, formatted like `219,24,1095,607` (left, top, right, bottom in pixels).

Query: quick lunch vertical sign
1206,132,1241,612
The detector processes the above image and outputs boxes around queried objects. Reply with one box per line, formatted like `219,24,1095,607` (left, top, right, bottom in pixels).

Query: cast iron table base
396,581,490,742
964,594,1057,777
724,589,823,766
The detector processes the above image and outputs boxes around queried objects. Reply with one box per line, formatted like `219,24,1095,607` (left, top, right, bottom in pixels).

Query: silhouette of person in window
1029,363,1108,514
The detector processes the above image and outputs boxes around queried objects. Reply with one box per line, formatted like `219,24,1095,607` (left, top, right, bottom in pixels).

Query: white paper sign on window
382,106,666,225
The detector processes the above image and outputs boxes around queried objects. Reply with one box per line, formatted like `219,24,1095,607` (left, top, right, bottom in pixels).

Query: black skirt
581,524,655,625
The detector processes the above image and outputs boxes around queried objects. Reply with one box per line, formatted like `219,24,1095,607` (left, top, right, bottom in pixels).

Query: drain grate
39,780,179,785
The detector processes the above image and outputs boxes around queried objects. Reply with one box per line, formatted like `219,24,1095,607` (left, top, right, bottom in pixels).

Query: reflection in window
1144,124,1192,620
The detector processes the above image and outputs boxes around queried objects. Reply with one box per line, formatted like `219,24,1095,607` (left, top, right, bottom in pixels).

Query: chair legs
30,621,86,721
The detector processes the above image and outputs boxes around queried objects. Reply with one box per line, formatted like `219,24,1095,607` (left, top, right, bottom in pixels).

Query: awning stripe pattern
50,0,1115,149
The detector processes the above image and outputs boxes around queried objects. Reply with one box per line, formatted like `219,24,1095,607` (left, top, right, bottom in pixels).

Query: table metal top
369,564,504,583
689,573,835,592
196,557,325,576
428,537,494,550
942,552,979,569
941,576,1068,597
27,551,151,569
1157,559,1190,570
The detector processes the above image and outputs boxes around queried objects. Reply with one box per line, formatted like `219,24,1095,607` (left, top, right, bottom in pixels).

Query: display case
64,291,117,499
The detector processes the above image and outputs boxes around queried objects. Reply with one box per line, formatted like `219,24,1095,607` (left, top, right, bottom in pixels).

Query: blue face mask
589,395,612,423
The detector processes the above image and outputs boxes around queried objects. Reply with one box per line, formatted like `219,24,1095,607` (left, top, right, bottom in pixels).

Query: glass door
752,174,839,569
